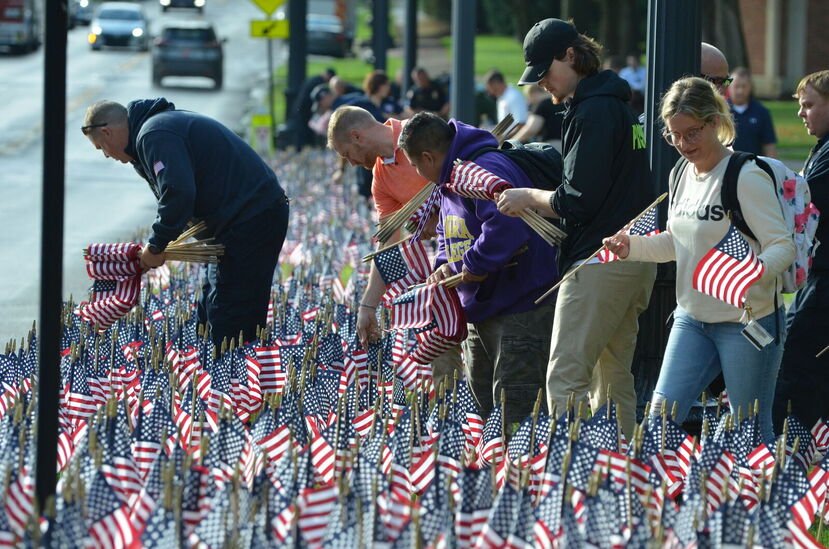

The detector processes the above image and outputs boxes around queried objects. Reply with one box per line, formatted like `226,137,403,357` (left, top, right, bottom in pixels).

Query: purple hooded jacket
433,120,559,323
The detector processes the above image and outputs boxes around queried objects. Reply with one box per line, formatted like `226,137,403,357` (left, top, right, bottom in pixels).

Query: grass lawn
442,34,525,84
766,100,813,163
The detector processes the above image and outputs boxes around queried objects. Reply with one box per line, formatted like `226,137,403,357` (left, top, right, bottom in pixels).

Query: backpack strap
721,151,758,239
669,156,690,210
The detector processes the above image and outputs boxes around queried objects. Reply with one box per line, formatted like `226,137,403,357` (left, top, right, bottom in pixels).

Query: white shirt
619,66,647,93
496,85,528,126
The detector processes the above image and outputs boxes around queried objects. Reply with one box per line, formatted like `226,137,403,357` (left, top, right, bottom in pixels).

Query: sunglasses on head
80,122,108,135
700,74,733,88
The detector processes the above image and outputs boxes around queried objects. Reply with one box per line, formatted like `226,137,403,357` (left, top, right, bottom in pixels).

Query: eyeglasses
662,121,708,147
700,74,734,88
80,122,107,135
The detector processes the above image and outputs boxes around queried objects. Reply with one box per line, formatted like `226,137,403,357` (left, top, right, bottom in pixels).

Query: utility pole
36,0,68,509
402,0,417,95
286,0,307,148
450,0,476,124
632,0,702,418
372,0,389,71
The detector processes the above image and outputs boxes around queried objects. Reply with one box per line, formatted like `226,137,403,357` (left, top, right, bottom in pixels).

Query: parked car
71,0,94,26
152,21,223,89
307,13,350,58
0,0,41,54
159,0,205,13
88,2,149,51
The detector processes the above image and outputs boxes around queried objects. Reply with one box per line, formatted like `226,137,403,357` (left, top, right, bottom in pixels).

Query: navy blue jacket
125,98,285,250
805,134,829,273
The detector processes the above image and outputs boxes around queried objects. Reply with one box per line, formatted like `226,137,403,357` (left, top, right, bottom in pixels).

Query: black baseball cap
518,18,578,86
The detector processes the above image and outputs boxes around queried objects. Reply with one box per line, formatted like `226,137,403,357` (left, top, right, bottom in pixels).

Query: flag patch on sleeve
153,160,165,176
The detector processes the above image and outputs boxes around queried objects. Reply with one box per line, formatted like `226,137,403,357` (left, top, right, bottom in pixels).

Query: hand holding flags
535,192,667,304
598,206,661,263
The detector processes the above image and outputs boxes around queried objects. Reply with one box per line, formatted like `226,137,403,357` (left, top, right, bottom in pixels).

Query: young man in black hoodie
82,99,289,347
496,19,656,438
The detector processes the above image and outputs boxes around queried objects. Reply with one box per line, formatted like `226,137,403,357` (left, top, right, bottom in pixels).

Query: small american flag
447,160,513,201
599,206,661,263
692,224,765,308
79,242,143,330
373,239,432,296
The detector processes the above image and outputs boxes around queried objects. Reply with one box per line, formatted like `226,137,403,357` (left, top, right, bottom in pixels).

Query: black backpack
467,139,564,191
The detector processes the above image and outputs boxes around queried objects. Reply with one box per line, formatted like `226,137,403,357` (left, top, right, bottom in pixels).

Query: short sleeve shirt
406,85,447,113
532,98,566,141
730,98,777,155
371,118,430,219
497,86,529,124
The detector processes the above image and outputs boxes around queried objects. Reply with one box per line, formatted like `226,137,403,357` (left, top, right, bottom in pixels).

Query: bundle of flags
4,150,828,548
78,242,142,330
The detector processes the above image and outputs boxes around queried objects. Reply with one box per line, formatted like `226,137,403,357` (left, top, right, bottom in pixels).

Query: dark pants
772,273,829,432
198,198,289,347
462,298,555,424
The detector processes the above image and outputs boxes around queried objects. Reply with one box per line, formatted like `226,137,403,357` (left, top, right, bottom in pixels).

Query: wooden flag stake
535,192,668,304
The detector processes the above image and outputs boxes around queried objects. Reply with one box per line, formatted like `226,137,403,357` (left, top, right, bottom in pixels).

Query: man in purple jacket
398,112,558,423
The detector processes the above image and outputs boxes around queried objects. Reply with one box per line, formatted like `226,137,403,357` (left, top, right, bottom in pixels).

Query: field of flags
2,149,829,548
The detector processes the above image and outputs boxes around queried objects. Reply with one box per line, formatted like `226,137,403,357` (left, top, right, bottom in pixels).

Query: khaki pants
464,298,556,423
431,346,464,388
546,260,656,438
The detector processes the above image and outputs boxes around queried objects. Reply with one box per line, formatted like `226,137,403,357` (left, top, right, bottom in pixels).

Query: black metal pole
267,27,276,147
36,0,68,508
630,0,701,419
450,0,475,124
402,0,417,94
372,0,388,71
286,0,307,147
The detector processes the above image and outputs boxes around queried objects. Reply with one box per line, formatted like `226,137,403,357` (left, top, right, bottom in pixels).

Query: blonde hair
326,106,375,149
795,70,829,100
660,76,735,145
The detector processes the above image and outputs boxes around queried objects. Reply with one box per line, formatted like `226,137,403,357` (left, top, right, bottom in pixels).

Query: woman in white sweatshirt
604,77,795,442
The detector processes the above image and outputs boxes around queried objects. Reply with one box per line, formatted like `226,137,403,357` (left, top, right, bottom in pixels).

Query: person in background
728,67,777,158
700,42,732,95
773,70,829,431
405,67,450,118
619,53,647,94
495,18,656,438
602,55,624,74
294,67,336,149
604,77,794,443
363,70,402,120
82,99,290,347
512,84,565,151
398,112,559,424
484,69,529,136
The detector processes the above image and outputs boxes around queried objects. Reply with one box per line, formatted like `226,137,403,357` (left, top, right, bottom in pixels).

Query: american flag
391,285,435,329
79,242,143,330
598,206,661,263
448,160,513,201
692,224,765,308
374,239,432,296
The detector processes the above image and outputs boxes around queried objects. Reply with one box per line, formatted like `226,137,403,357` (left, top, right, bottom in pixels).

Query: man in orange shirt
327,106,460,382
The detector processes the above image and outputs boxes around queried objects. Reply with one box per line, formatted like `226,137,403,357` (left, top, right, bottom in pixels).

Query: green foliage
442,34,525,84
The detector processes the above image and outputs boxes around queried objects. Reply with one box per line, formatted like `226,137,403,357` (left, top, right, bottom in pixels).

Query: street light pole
36,0,68,509
450,0,476,124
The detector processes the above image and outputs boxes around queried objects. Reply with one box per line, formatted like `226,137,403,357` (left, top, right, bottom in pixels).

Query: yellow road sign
250,0,286,16
250,19,289,39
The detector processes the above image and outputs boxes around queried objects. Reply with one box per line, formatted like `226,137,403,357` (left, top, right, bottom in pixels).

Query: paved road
0,0,280,341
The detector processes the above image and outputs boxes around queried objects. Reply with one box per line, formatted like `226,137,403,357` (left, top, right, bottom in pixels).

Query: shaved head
701,42,729,79
83,100,128,128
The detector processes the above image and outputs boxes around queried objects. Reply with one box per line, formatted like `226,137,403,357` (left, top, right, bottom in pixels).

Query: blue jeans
651,306,786,444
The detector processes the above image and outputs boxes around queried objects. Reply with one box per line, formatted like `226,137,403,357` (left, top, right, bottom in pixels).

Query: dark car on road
88,2,150,51
152,21,223,89
159,0,205,13
307,13,351,58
